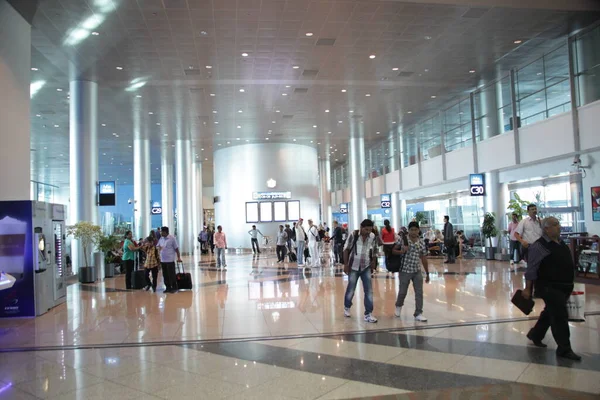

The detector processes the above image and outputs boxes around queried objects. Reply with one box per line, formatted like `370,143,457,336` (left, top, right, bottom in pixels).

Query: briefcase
176,262,193,290
511,289,535,315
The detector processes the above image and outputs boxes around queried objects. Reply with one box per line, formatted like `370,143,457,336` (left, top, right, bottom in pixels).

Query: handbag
567,284,586,322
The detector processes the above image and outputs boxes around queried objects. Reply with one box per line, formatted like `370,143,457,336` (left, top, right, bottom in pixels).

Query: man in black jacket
332,221,344,265
522,217,580,361
443,215,455,264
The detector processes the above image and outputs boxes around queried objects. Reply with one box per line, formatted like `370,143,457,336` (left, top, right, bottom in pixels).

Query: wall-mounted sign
380,194,391,208
469,174,485,196
98,181,116,206
151,201,162,215
339,203,349,214
266,179,277,189
252,191,291,200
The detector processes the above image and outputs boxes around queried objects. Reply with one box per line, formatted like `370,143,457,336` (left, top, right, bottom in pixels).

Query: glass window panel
574,25,600,106
444,97,473,152
517,58,545,99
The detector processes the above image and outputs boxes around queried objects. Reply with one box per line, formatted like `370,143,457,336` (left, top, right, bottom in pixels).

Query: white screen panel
246,202,259,223
288,200,300,221
260,202,273,222
273,201,286,221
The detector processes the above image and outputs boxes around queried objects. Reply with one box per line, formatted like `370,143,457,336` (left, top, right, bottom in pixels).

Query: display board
273,201,287,222
287,200,300,221
260,202,273,222
245,202,259,223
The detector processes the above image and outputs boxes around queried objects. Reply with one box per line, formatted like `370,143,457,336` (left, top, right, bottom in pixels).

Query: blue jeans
344,267,374,315
297,241,305,265
216,248,226,267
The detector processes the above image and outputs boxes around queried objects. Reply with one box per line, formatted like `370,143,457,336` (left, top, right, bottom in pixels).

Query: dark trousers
383,244,394,269
522,246,530,262
528,284,574,354
124,259,134,289
251,238,260,253
276,245,287,261
445,243,456,262
333,242,343,264
161,262,177,291
509,240,521,263
145,267,158,290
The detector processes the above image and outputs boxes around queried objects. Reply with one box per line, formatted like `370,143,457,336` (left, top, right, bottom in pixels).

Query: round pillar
319,157,332,226
133,138,151,239
192,161,204,248
161,146,174,230
175,140,193,254
348,136,367,230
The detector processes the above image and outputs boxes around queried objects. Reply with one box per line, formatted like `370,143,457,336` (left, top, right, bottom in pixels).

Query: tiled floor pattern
0,318,598,399
0,251,599,349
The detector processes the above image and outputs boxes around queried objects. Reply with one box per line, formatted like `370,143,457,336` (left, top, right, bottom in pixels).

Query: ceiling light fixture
365,93,371,97
136,95,142,98
469,70,476,73
313,125,317,128
282,93,287,96
325,109,329,113
275,110,280,113
424,36,432,40
341,89,347,93
101,123,106,127
56,88,63,92
292,65,300,69
148,112,153,115
338,120,342,123
305,32,313,37
369,54,376,59
392,67,399,71
285,85,291,88
116,66,123,70
200,30,208,35
239,88,245,92
431,95,437,98
91,31,100,36
35,114,41,117
31,67,38,71
242,52,249,57
156,123,161,125
206,65,212,69
210,93,215,96
514,40,522,44
54,124,59,128
214,121,219,124
163,133,168,136
216,132,220,135
238,109,243,113
408,111,412,114
376,131,380,134
237,125,241,129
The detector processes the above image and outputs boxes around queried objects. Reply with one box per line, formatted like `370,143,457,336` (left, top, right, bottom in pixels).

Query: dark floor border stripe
1,312,598,354
181,341,505,392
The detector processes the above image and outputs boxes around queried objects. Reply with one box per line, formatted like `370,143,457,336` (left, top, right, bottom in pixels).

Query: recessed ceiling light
227,141,230,144
116,66,123,70
200,30,208,35
242,52,249,57
285,85,291,88
392,121,397,124
514,40,522,44
305,32,313,37
136,95,142,98
293,138,297,141
424,69,429,72
313,125,317,128
239,88,245,92
338,120,342,123
201,148,204,151
328,131,332,134
424,36,432,40
317,142,320,145
206,65,212,69
469,70,476,73
163,133,168,136
91,31,100,36
431,95,436,99
31,67,38,71
365,93,371,97
275,110,280,113
54,124,59,128
369,54,376,59
266,137,269,140
216,132,220,135
325,109,329,113
128,145,132,148
35,114,41,117
212,110,217,114
341,89,347,93
376,132,380,134
214,121,219,124
210,93,215,96
407,111,412,114
218,144,222,146
292,65,300,69
101,123,106,126
349,110,354,113
238,109,243,113
148,112,153,115
56,88,63,92
237,125,241,129
272,121,276,123
205,158,208,160
392,67,399,71
236,138,240,141
156,123,161,125
282,93,287,96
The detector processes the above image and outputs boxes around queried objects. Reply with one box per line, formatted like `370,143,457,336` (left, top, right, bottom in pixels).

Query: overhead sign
339,203,348,214
469,174,485,197
252,191,291,200
98,181,116,206
380,194,391,208
151,201,162,215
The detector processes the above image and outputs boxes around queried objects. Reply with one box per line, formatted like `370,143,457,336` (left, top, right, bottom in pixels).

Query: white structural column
348,135,367,230
175,140,193,254
133,138,151,239
319,157,332,226
192,161,203,243
0,3,30,201
69,80,99,269
161,145,174,230
391,193,403,230
484,171,507,248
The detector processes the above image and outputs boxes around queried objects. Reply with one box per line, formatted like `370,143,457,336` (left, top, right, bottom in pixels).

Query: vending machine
0,200,67,318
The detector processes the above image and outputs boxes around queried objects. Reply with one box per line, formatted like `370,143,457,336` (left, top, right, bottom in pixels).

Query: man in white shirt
276,225,288,263
307,219,321,267
157,226,182,293
295,219,307,267
248,225,264,254
515,204,543,263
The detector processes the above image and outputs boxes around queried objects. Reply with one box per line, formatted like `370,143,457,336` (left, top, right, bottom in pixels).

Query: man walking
214,225,228,270
157,226,182,293
443,215,456,264
393,221,430,322
198,227,209,253
515,204,543,263
276,225,288,263
248,225,264,254
343,219,378,323
307,219,321,267
295,219,307,267
522,217,581,361
332,221,344,265
284,224,295,253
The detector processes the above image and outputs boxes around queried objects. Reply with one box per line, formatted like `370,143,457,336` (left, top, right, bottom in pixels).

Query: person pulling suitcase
157,226,182,293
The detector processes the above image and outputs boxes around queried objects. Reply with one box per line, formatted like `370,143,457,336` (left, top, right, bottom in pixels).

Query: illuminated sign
252,191,292,200
339,203,348,214
98,181,116,206
151,202,162,215
469,174,485,197
380,194,391,208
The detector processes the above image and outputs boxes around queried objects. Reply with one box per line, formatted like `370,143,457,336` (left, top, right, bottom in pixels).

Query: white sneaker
395,306,401,317
415,314,428,322
510,261,514,266
364,314,378,323
344,307,351,318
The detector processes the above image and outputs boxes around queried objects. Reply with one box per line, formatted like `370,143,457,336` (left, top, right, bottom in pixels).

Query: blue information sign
339,203,348,214
380,194,391,208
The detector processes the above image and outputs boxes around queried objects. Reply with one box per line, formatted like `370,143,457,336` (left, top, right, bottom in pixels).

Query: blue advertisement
0,201,35,318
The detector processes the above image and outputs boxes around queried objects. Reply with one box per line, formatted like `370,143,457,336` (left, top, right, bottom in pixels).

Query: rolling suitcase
176,262,193,290
131,253,146,289
289,252,297,262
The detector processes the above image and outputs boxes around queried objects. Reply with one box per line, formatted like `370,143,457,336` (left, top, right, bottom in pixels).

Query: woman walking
122,231,141,290
381,219,396,274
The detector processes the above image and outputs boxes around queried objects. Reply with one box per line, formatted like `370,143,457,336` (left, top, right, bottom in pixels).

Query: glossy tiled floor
0,248,599,398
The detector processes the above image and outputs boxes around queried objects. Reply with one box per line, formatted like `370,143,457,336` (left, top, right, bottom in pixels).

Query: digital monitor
98,181,116,206
287,200,300,221
246,202,259,223
273,201,287,222
260,202,273,222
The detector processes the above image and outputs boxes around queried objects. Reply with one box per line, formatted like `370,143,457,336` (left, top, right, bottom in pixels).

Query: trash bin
105,263,115,278
79,266,96,283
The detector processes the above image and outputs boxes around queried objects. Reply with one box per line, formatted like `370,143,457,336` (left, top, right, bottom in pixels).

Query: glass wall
418,114,442,160
402,126,419,167
443,97,473,152
30,181,57,203
516,45,571,126
572,24,600,107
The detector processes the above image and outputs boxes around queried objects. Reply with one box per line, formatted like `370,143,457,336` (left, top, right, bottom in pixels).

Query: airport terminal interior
1,0,600,398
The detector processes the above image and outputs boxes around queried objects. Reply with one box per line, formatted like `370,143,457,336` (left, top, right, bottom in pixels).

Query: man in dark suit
443,215,455,264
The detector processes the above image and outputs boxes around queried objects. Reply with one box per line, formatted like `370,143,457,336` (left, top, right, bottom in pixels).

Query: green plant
67,222,102,268
482,212,499,248
414,211,427,225
507,193,529,219
98,234,120,264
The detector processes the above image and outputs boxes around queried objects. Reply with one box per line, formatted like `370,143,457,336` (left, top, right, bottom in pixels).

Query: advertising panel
0,201,35,318
592,186,600,221
98,181,116,206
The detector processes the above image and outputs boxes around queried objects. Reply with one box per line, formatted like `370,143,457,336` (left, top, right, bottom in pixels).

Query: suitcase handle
177,261,185,273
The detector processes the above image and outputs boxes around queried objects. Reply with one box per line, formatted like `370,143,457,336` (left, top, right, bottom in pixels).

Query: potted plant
98,234,120,278
67,222,102,283
482,212,499,260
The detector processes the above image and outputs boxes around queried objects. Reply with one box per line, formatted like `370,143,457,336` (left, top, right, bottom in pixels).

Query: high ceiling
23,0,600,188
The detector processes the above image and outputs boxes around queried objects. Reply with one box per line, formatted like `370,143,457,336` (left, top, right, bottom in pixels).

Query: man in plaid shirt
393,221,430,322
